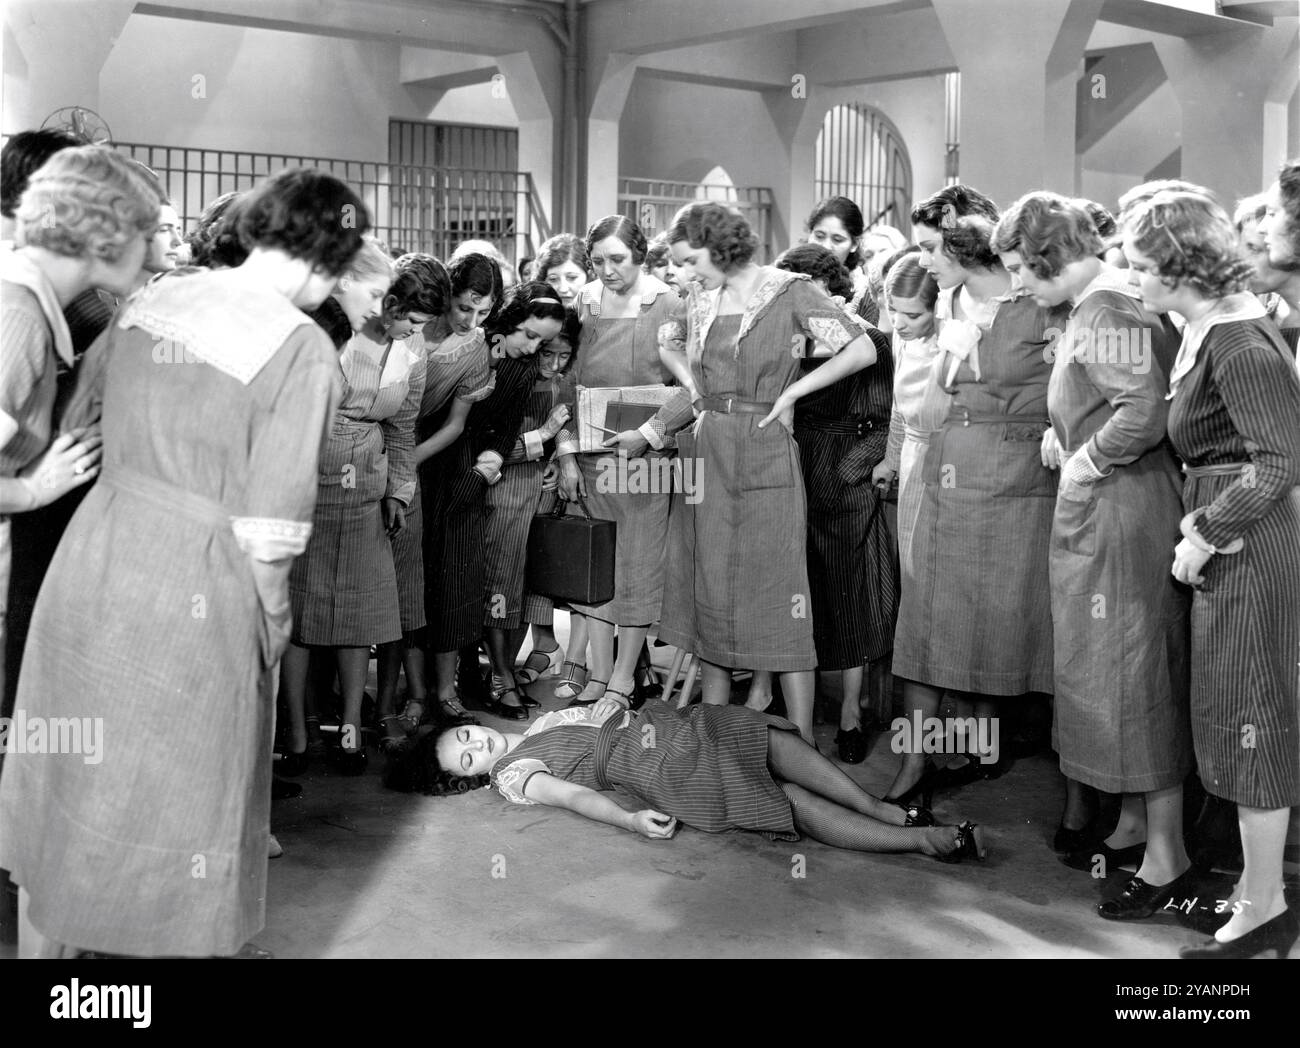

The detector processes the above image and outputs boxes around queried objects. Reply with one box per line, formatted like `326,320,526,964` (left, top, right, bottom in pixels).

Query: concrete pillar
3,0,135,132
1155,19,1297,206
931,0,1103,206
583,51,638,229
495,51,561,254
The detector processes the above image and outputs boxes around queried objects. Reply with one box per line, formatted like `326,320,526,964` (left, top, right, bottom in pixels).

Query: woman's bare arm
523,773,676,838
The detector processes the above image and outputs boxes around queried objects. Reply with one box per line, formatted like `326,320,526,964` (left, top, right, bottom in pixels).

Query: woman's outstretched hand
630,810,678,839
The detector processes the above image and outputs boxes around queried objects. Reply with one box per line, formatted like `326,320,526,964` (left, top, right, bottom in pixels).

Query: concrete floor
257,626,1289,960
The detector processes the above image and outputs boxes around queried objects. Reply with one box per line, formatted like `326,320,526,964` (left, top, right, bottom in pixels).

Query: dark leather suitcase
526,495,616,605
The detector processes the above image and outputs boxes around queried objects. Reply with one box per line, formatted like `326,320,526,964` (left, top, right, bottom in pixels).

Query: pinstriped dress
1166,314,1300,808
794,324,897,672
482,381,554,629
390,327,495,643
289,330,424,646
490,702,800,839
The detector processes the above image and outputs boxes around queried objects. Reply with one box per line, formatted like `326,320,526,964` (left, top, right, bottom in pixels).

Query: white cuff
523,430,545,461
231,517,313,561
638,421,665,451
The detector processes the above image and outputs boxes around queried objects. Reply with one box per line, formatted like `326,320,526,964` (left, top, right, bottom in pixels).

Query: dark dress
423,354,539,652
793,324,897,672
491,702,800,839
1165,299,1300,808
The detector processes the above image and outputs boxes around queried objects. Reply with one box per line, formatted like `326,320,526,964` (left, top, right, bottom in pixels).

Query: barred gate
616,177,775,262
813,103,913,233
112,141,546,265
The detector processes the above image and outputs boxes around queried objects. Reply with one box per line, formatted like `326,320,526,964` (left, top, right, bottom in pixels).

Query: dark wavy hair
667,201,759,271
807,196,866,270
884,253,939,311
774,243,854,300
585,214,648,266
880,244,920,281
549,308,582,373
911,184,1001,271
1078,198,1117,241
1275,158,1300,265
991,191,1103,279
188,191,248,268
532,232,592,281
484,280,568,344
382,729,491,796
389,253,452,318
448,251,504,317
1121,190,1253,299
236,167,368,277
1,128,80,218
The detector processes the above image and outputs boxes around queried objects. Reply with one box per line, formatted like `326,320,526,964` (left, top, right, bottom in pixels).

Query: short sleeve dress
0,268,340,956
490,701,801,839
656,270,861,672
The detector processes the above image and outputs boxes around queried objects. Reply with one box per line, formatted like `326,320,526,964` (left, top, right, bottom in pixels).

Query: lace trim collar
118,270,310,385
578,275,675,318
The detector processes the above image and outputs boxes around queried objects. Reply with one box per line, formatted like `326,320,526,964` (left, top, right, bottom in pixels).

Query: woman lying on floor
384,699,986,862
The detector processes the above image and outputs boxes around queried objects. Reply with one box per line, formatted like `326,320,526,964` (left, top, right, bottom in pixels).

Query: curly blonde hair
15,146,160,263
1121,190,1252,299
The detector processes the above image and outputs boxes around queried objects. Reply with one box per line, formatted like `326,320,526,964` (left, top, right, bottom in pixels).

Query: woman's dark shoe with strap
554,661,589,702
884,764,937,809
936,821,986,864
835,727,868,764
277,747,310,778
1180,907,1298,960
898,804,935,827
482,678,529,721
1062,839,1145,873
1098,867,1198,921
565,678,608,709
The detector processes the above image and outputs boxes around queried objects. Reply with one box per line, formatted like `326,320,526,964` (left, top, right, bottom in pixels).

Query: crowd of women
0,124,1297,961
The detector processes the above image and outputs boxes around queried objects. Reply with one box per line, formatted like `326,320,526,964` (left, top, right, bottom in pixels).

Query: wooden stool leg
676,654,700,710
661,648,687,703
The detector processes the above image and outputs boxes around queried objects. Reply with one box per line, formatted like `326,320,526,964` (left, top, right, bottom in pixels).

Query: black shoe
276,748,310,777
835,727,868,764
1098,868,1197,921
271,776,302,801
936,821,986,864
884,765,937,809
1062,839,1145,873
1053,816,1109,855
1180,908,1298,960
336,748,368,776
897,804,935,827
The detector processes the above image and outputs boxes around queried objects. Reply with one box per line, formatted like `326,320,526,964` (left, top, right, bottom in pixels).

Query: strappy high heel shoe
554,661,588,701
936,821,986,864
379,714,406,754
483,677,529,721
396,699,426,735
565,678,608,709
517,644,564,685
898,804,935,828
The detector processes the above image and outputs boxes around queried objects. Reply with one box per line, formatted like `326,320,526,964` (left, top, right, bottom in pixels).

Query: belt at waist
101,466,231,529
1183,461,1249,478
947,407,1049,428
694,396,775,415
592,710,634,791
795,414,886,437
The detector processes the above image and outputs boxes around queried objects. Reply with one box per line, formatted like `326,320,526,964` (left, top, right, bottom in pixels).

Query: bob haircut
911,184,1001,271
532,232,591,281
484,280,567,342
884,252,939,311
544,308,583,375
1121,190,1253,299
666,202,759,271
1117,178,1210,220
643,232,672,273
389,253,452,318
15,145,160,263
585,214,648,266
807,196,866,269
1,127,80,218
774,243,853,300
187,191,247,268
341,236,393,283
448,251,505,314
991,191,1103,279
237,167,369,277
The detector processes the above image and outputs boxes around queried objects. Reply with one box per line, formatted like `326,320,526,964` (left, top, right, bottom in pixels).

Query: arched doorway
813,103,913,233
696,165,739,202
